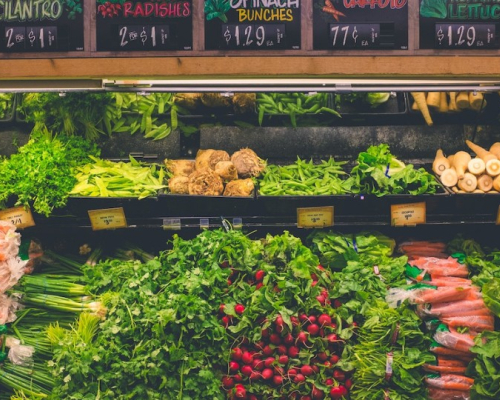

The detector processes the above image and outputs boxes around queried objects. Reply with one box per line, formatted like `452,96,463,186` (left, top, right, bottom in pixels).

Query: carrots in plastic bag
425,374,474,391
409,256,469,277
419,300,491,318
441,315,495,332
430,345,474,362
437,356,469,368
434,328,475,353
427,387,471,400
423,277,472,287
424,364,467,374
415,286,471,304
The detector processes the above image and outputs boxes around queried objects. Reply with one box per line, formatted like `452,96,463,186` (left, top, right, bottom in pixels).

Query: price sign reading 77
329,23,380,49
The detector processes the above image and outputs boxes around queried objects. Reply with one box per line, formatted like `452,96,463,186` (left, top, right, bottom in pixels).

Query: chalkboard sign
205,0,301,50
313,0,408,50
96,0,192,51
420,1,500,49
1,0,84,52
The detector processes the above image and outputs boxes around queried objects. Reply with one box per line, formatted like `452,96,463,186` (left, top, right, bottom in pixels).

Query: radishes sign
95,0,192,51
0,0,83,52
420,0,500,49
312,0,408,50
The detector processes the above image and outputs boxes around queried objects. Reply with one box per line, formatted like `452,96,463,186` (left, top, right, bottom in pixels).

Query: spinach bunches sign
204,0,301,50
96,0,192,51
313,0,408,50
0,0,83,52
420,0,500,49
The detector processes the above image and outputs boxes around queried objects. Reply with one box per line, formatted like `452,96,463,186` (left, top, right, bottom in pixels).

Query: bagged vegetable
433,324,475,354
408,256,469,277
387,285,472,308
425,374,474,391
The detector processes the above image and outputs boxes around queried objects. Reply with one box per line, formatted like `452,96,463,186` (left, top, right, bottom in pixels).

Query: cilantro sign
204,0,301,50
420,0,500,49
0,0,84,52
95,0,193,51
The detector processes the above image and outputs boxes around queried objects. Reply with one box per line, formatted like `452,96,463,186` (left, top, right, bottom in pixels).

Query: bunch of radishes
222,312,353,399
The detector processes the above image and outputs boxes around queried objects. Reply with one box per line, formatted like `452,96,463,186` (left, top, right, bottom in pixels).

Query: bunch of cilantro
0,133,98,216
344,144,440,196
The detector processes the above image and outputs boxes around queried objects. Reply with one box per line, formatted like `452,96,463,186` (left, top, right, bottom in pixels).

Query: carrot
433,149,450,176
430,345,474,361
442,315,495,331
321,6,346,17
411,92,433,126
490,142,500,158
437,357,468,368
453,151,472,179
428,388,471,400
325,0,333,6
465,140,497,163
424,364,467,374
415,287,471,305
427,92,441,109
424,277,472,287
426,374,474,391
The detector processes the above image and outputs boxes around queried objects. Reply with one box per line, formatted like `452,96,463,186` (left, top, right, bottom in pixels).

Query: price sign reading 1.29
329,23,379,49
118,25,170,50
222,24,285,49
435,23,496,49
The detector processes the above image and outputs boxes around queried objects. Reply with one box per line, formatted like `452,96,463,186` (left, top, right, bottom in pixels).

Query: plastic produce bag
425,374,474,391
408,256,469,277
428,387,471,400
5,336,34,366
433,324,475,354
386,284,472,308
0,294,22,324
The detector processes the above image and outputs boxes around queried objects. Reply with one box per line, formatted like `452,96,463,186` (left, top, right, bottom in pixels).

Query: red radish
312,281,318,287
316,295,327,305
284,333,294,346
222,376,235,389
270,334,281,345
333,299,342,309
291,316,300,327
255,282,264,290
231,348,243,360
234,384,247,398
248,395,258,400
318,352,328,361
264,357,275,367
254,341,265,351
318,314,332,327
222,316,230,327
288,368,298,377
273,375,283,386
273,365,284,375
294,373,306,383
311,387,325,399
253,352,262,360
301,397,312,400
345,378,352,389
278,355,289,365
318,264,324,270
319,328,325,337
241,365,253,376
300,365,314,376
261,328,270,338
262,345,273,356
255,270,265,281
227,279,232,286
288,346,300,358
352,322,358,328
252,359,264,371
308,316,317,324
235,304,245,315
333,370,346,381
261,368,274,380
312,365,319,374
311,273,318,281
219,304,226,314
249,371,260,381
299,313,308,323
229,361,240,372
325,378,334,386
233,374,243,382
273,285,281,293
330,385,348,399
324,361,332,369
329,323,338,330
277,345,288,355
220,261,230,268
326,334,338,343
330,355,340,364
241,351,253,365
296,331,309,345
307,324,320,336
241,337,249,345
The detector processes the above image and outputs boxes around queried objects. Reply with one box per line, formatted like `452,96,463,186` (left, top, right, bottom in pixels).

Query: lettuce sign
0,0,84,52
420,0,500,48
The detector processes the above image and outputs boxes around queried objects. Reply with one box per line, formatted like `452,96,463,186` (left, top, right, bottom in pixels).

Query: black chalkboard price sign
96,0,192,51
420,1,500,49
313,0,408,50
1,0,84,53
205,0,301,50
435,23,496,49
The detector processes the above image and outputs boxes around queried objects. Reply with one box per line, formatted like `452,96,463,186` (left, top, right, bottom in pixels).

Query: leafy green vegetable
0,134,98,216
365,92,391,107
420,0,447,19
0,93,14,120
344,144,440,196
482,278,500,318
468,331,500,400
205,0,230,22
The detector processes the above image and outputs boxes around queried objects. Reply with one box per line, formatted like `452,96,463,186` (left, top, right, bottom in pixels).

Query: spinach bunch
468,331,500,400
0,134,98,216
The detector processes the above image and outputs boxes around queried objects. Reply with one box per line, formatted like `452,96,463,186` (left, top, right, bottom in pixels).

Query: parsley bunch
0,134,99,216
